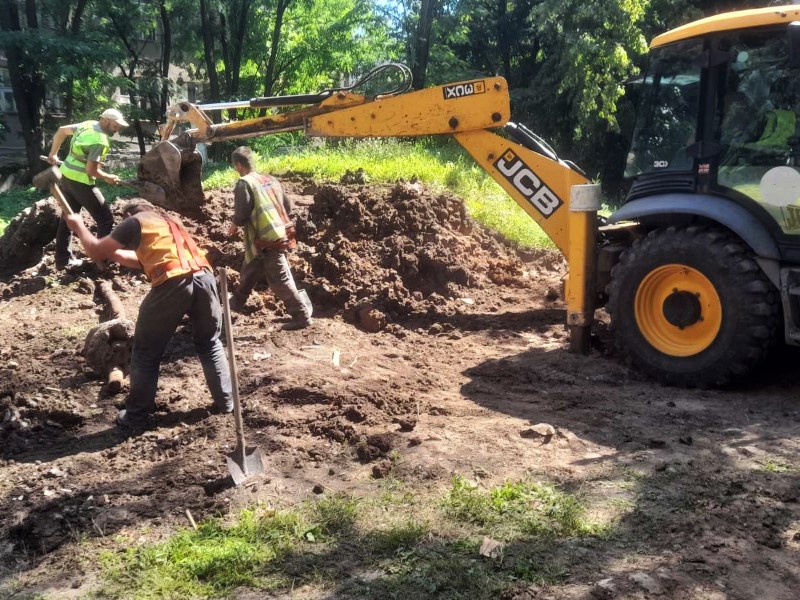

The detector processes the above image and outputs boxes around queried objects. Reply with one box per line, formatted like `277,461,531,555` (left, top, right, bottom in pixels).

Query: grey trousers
126,269,232,425
55,177,114,264
236,250,311,320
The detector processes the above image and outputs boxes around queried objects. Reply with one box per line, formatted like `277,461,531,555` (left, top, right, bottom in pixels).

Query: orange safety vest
132,211,211,287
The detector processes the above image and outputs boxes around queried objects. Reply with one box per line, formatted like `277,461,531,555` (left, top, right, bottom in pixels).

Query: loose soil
1,178,800,599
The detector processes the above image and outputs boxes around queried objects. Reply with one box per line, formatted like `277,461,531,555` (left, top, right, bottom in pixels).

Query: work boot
228,293,247,314
281,317,313,331
115,409,147,432
208,402,234,415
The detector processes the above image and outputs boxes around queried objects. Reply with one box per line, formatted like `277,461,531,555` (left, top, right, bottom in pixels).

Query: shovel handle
218,267,247,452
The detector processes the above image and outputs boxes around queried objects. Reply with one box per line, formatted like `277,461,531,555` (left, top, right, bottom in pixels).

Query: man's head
99,108,129,135
231,146,256,175
121,199,156,218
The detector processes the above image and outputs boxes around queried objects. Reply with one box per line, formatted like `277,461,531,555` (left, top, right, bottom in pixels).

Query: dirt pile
292,181,533,331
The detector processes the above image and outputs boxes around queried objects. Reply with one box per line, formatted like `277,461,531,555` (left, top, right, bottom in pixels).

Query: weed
759,456,793,473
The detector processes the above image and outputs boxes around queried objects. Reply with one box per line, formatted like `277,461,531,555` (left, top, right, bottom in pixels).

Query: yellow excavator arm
136,68,599,351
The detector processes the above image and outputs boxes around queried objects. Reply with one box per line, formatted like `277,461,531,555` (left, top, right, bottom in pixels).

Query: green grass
96,477,614,599
758,456,794,473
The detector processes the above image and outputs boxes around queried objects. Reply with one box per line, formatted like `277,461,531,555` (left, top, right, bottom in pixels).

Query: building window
0,90,16,114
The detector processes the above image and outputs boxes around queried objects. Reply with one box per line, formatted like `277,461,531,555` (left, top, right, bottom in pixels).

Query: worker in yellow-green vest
47,108,128,270
227,146,313,330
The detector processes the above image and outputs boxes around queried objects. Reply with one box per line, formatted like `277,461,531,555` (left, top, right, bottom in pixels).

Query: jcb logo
494,149,563,218
443,80,486,100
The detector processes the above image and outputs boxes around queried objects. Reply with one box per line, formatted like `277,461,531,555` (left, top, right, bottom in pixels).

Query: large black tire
606,225,779,387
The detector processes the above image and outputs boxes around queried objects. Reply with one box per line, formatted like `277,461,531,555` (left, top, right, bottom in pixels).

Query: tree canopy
0,0,753,187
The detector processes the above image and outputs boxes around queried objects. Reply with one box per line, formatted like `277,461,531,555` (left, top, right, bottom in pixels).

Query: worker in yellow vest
64,200,233,431
227,146,313,330
47,108,128,270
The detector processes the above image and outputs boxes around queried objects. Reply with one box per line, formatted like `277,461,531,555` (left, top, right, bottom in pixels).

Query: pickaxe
32,162,106,271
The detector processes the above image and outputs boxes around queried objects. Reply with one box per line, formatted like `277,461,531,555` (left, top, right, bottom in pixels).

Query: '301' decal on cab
494,149,563,218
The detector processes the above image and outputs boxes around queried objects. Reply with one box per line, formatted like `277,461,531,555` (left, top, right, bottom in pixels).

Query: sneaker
281,317,313,331
115,409,146,430
55,257,84,271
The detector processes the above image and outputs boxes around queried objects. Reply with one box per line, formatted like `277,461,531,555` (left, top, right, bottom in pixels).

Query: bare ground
1,179,800,599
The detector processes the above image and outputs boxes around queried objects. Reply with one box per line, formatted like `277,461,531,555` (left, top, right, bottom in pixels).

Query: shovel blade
226,446,265,486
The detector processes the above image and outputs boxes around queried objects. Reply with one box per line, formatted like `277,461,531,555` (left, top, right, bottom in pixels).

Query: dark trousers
236,250,311,320
55,177,114,264
126,269,232,425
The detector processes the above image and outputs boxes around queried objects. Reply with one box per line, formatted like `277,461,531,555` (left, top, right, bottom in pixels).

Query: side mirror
788,21,800,67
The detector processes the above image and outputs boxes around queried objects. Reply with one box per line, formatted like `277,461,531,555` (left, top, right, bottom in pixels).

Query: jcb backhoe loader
136,5,800,387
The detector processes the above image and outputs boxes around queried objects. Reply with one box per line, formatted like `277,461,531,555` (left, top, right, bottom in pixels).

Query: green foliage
0,187,39,237
100,508,308,598
441,475,602,539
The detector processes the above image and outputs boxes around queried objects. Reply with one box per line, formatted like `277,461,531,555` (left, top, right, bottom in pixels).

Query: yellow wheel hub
635,264,722,357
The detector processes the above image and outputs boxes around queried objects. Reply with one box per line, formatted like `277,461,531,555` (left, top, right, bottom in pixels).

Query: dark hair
231,146,256,171
122,199,155,218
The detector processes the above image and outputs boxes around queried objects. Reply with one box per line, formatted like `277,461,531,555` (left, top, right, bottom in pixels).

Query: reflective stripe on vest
241,173,290,264
133,211,210,287
60,121,110,185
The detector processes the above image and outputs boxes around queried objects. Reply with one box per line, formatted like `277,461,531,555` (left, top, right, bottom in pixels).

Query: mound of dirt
0,199,59,274
290,181,533,331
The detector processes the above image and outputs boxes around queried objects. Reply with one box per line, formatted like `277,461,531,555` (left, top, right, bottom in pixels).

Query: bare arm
48,125,77,164
86,161,120,185
111,249,142,270
65,214,124,262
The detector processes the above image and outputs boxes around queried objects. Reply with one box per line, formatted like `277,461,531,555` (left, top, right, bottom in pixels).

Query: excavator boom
135,67,600,351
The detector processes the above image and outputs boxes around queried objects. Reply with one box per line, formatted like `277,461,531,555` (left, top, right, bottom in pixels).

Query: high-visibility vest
59,121,110,185
132,211,211,287
240,173,293,263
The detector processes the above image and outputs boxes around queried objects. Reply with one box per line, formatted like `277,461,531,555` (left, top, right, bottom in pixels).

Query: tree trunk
159,0,173,121
264,0,291,96
411,0,437,90
65,0,88,123
199,0,221,103
0,0,46,179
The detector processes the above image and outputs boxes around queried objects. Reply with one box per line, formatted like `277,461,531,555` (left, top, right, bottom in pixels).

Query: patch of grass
0,186,39,236
99,508,308,598
98,477,614,599
759,456,794,473
441,475,603,540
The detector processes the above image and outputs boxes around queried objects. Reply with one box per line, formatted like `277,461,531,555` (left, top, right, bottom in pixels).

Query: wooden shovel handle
218,267,247,451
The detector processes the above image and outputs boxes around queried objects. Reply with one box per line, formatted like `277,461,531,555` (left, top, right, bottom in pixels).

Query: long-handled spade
218,267,264,485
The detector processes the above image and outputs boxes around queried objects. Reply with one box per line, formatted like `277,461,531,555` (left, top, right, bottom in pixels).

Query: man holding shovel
47,108,127,270
65,200,233,431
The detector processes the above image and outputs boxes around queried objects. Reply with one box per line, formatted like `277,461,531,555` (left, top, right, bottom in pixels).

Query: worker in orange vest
65,200,233,431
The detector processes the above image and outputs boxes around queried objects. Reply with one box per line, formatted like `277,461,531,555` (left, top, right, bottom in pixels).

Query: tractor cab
624,16,800,238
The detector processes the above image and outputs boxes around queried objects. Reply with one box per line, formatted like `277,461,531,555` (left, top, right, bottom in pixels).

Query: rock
371,461,392,479
591,578,616,599
395,417,417,432
357,304,386,333
478,536,505,558
520,423,555,442
679,435,693,446
629,572,663,595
